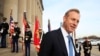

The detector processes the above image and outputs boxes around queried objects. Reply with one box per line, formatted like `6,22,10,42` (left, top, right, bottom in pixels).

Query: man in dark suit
83,37,92,56
12,22,21,53
0,17,9,48
38,8,80,56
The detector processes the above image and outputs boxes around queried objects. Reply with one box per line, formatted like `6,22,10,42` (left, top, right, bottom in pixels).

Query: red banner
34,16,40,52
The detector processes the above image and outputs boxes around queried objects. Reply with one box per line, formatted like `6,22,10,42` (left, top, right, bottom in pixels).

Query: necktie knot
67,35,72,38
67,35,72,42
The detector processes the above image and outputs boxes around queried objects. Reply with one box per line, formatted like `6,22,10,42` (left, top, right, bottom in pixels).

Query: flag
9,9,14,49
9,9,14,35
48,19,51,32
22,12,30,38
22,12,29,50
34,16,40,52
23,12,29,31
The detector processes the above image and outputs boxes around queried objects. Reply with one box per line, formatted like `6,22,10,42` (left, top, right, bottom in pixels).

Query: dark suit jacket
83,41,92,54
38,28,78,56
12,27,21,40
24,30,32,43
0,22,9,36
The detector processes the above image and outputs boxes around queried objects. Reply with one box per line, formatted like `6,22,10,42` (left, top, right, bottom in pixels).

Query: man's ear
63,16,66,22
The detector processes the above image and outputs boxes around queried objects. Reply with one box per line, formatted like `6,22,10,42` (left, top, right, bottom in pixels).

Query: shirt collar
61,27,69,37
3,22,6,23
15,26,18,28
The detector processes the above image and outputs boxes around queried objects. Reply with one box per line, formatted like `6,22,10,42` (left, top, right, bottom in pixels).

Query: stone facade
0,0,44,36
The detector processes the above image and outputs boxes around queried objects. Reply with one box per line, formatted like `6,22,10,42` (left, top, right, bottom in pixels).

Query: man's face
63,11,80,33
26,28,30,31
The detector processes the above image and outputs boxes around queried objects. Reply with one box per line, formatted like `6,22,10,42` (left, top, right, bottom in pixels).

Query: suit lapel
56,28,68,56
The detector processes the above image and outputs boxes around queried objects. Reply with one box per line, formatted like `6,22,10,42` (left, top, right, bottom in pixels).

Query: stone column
3,0,18,22
0,0,4,22
31,0,36,38
35,0,43,29
26,0,32,29
18,0,27,37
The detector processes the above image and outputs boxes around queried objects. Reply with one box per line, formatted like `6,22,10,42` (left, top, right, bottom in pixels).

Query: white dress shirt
61,27,75,56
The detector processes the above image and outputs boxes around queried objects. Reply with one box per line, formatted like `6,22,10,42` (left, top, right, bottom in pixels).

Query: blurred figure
12,22,21,53
39,28,43,39
83,37,92,56
0,33,1,47
0,23,1,47
24,27,32,56
75,39,81,56
39,28,44,42
98,43,100,51
0,17,9,48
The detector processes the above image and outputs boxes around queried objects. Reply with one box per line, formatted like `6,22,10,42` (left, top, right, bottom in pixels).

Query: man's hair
2,17,7,21
64,8,80,16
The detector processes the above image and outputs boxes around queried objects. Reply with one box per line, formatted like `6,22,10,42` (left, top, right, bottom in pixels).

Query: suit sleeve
6,23,9,30
18,27,21,35
38,32,53,56
29,31,32,39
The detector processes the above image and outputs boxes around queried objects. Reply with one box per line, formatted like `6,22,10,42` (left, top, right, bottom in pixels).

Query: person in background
98,43,100,51
38,8,80,56
39,28,44,43
0,17,9,48
24,26,32,56
0,33,1,47
0,22,1,47
11,22,21,53
75,39,81,56
83,37,92,56
39,28,43,39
